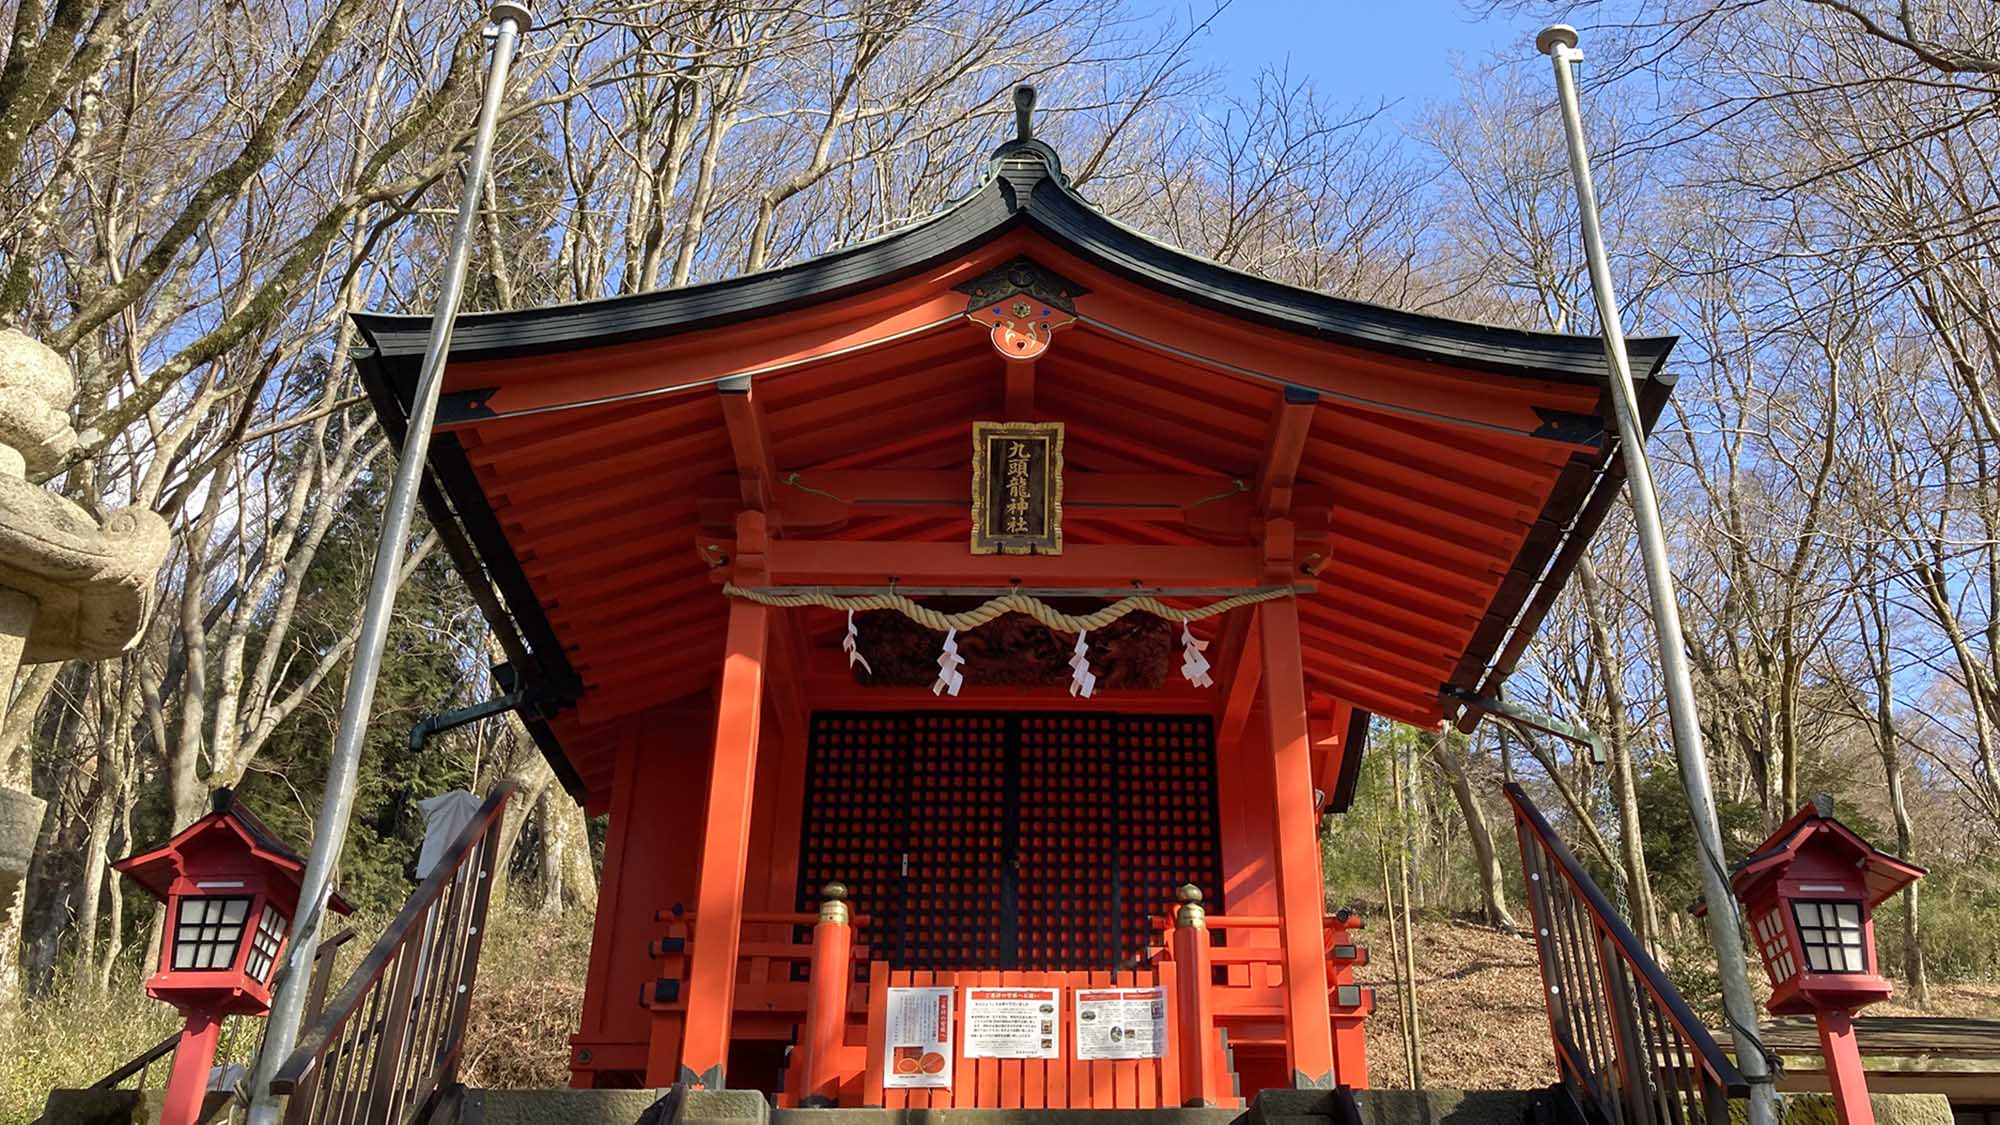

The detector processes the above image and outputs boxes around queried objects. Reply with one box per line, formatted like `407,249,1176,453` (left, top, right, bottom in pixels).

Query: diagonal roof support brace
1257,384,1318,517
1215,609,1264,753
1442,684,1607,766
719,374,777,513
408,688,527,753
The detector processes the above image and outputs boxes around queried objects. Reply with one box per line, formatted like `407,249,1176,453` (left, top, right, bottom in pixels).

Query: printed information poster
963,987,1061,1059
1073,986,1167,1060
883,986,954,1088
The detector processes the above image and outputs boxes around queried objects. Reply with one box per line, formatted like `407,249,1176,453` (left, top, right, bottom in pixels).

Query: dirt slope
1357,917,1556,1089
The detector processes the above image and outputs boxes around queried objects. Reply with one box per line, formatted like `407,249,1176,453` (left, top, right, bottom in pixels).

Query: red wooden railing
269,784,514,1125
1505,783,1746,1125
856,964,1202,1110
644,882,1370,1106
1147,900,1372,1088
769,882,1382,1109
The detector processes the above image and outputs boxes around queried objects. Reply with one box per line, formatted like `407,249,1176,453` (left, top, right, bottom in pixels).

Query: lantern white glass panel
244,903,287,982
172,896,253,971
1790,899,1866,974
1754,909,1797,982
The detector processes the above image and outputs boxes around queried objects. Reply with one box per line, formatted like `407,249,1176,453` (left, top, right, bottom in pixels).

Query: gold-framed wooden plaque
970,421,1063,555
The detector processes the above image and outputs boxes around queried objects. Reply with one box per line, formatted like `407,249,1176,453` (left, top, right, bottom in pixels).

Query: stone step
454,1089,1261,1125
445,1084,1964,1125
450,1086,1558,1125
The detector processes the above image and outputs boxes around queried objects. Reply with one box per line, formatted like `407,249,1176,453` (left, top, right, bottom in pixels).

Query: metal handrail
1505,782,1745,1125
22,1033,182,1125
269,783,515,1125
88,1032,182,1091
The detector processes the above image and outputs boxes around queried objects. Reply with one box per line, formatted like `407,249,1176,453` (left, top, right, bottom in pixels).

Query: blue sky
1189,0,1550,116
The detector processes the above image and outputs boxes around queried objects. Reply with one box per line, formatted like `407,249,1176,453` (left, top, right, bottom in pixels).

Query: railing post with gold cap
1327,912,1373,1087
1172,885,1219,1106
802,882,853,1106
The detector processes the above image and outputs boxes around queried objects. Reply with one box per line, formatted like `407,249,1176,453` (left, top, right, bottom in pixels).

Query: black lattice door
795,714,907,958
1016,715,1120,969
797,712,1222,971
1114,716,1222,961
900,714,1008,968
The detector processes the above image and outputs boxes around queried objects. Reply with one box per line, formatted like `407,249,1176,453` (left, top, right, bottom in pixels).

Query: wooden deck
1737,1016,2000,1104
1757,1017,2000,1061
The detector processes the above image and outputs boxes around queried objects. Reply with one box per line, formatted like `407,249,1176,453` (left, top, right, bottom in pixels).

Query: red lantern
1728,796,1922,1125
113,789,351,1125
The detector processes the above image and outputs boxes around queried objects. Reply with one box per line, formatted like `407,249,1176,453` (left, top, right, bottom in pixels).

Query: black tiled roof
353,139,1673,386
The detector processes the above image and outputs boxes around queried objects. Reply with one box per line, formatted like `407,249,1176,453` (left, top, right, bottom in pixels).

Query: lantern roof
1731,796,1925,911
351,115,1680,809
113,788,354,914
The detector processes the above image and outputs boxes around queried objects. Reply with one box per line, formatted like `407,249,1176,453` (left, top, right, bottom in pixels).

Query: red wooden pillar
1816,1009,1877,1125
800,882,855,1106
1257,596,1337,1089
1171,885,1220,1106
677,598,771,1088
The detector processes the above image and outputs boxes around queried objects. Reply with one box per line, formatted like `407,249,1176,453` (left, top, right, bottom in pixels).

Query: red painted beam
698,470,1326,541
443,285,971,418
1310,697,1356,813
471,399,719,476
748,539,1267,586
1296,599,1464,664
1005,356,1036,417
489,431,730,509
1301,673,1439,729
511,503,705,560
1305,435,1547,522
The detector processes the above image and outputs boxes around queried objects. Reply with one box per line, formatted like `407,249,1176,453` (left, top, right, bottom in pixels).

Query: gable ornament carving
955,258,1087,361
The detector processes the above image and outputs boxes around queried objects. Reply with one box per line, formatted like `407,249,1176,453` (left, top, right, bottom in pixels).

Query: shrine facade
356,105,1673,1107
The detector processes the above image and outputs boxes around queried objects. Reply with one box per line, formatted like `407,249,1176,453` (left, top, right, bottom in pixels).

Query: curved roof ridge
353,126,1674,386
1026,160,1660,357
353,167,1017,349
1011,171,1672,383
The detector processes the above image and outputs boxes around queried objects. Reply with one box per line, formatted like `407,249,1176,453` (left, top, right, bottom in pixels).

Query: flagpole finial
1536,24,1579,56
490,1,532,31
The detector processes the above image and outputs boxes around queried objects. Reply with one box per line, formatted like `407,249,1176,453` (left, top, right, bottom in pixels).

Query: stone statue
0,328,170,1010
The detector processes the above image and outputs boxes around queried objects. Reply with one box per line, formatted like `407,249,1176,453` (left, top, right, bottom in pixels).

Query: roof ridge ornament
955,257,1087,361
988,84,1064,188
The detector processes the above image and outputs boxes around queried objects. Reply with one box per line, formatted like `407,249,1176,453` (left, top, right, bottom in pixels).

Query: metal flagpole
1535,25,1778,1125
244,5,530,1121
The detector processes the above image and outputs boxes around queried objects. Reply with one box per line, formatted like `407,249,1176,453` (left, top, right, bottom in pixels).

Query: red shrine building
355,110,1672,1107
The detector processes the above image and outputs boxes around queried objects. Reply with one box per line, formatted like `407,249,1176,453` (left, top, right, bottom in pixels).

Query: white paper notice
883,986,954,1088
1073,986,1167,1060
963,987,1061,1059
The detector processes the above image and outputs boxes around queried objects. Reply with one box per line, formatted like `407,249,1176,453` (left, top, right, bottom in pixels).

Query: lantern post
112,790,351,1125
1723,796,1924,1125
